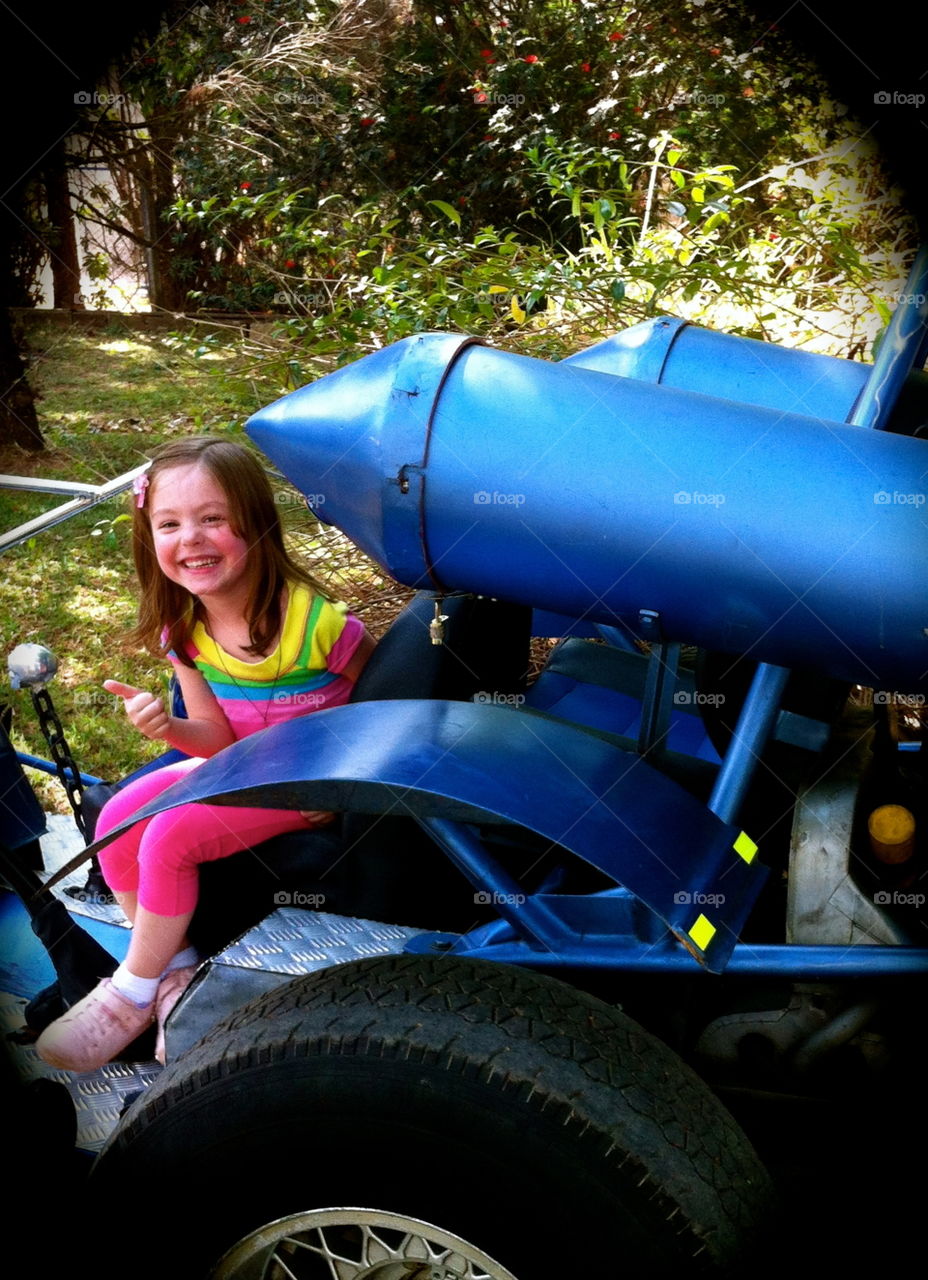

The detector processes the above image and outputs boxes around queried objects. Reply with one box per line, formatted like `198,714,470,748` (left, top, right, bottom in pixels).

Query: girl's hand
299,810,336,827
104,679,171,741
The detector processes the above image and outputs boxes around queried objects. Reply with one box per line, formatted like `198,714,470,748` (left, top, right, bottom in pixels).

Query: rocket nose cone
246,340,406,507
245,333,478,566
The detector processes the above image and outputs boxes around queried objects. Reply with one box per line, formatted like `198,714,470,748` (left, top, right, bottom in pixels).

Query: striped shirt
168,583,364,740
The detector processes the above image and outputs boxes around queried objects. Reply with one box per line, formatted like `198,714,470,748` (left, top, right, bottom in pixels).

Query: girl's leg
133,799,314,918
93,757,206,902
37,790,311,1072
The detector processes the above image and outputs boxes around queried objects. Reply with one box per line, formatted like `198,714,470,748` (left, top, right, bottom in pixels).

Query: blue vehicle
3,254,928,1278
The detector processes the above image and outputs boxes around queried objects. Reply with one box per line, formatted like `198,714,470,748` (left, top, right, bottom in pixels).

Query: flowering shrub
63,0,911,354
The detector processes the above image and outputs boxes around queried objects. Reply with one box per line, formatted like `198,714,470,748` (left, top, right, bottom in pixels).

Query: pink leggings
95,757,312,916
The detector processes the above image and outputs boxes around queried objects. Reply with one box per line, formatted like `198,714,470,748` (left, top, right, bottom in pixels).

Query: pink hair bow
132,473,150,508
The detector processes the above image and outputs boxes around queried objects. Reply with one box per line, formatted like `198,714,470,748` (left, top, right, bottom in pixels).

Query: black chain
29,687,86,839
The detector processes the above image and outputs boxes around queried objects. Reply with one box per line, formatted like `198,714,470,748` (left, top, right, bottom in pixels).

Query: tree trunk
45,140,85,310
141,112,187,312
0,310,44,451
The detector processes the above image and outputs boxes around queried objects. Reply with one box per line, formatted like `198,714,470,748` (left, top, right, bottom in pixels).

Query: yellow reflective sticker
734,831,757,864
688,914,716,952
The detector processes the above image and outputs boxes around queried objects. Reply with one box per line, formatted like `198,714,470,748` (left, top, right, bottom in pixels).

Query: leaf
610,279,626,301
428,200,462,227
872,295,893,326
510,296,526,323
667,149,682,166
691,186,705,203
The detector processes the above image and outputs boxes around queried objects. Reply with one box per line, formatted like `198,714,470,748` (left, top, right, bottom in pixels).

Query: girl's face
148,462,253,605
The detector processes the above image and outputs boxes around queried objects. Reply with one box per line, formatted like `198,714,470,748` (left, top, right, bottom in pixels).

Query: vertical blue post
708,663,790,825
849,244,928,431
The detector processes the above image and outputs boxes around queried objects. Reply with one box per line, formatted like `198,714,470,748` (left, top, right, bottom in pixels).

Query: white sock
162,946,199,976
111,964,159,1008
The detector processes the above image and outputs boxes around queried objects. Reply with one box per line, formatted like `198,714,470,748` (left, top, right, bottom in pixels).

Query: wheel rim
212,1207,521,1280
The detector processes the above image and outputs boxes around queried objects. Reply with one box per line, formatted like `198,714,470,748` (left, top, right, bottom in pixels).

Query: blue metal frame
56,699,928,978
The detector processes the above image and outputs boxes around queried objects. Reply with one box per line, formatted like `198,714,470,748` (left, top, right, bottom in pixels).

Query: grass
1,318,408,812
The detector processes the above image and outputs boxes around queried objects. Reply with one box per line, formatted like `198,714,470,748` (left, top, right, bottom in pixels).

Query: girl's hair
130,436,327,664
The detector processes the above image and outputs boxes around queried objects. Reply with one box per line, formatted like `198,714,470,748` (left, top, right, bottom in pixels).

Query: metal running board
1,991,159,1153
165,907,426,1061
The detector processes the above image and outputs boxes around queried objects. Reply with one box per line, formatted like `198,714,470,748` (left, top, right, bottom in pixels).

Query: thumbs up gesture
104,679,171,741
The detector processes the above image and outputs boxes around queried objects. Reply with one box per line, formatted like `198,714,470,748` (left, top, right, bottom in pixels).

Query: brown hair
130,436,327,664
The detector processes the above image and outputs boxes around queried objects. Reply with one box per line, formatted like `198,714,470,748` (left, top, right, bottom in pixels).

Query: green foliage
52,0,911,337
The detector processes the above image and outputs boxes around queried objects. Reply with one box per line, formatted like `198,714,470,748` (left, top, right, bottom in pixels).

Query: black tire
92,955,775,1279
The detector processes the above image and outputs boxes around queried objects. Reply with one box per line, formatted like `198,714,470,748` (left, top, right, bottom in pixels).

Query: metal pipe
849,243,928,430
708,663,790,825
433,937,928,977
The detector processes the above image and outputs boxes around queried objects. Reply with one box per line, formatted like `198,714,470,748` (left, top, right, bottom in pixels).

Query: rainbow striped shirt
168,583,364,740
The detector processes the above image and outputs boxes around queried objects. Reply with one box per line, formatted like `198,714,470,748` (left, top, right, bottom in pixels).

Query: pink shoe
36,979,155,1073
154,965,199,1065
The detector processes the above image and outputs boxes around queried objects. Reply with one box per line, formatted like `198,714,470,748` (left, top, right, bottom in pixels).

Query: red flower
524,54,539,63
608,131,622,140
742,86,755,97
236,15,251,23
498,19,508,27
608,31,624,41
474,91,488,103
239,181,252,190
580,62,591,72
284,259,296,268
709,47,721,56
484,134,495,141
360,116,375,126
458,196,467,205
769,233,779,241
479,49,493,59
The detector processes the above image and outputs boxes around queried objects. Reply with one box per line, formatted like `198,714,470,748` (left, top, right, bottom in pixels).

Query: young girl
37,436,375,1073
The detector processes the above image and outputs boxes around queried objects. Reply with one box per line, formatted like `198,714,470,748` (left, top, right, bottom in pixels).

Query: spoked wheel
214,1207,518,1279
92,955,776,1279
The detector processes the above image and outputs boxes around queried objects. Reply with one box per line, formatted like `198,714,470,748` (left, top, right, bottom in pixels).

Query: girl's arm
339,626,377,685
104,664,236,758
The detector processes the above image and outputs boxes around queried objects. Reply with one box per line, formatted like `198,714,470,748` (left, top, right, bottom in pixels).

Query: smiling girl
37,436,375,1073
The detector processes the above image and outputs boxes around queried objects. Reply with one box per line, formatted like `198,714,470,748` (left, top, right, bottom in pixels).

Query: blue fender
69,700,765,972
